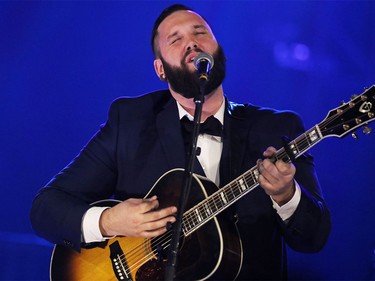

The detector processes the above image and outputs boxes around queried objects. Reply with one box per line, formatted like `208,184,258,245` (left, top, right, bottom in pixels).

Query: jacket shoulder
228,100,301,121
107,89,172,120
111,89,171,108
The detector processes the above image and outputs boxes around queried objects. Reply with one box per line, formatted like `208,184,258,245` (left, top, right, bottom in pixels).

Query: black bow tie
181,115,223,137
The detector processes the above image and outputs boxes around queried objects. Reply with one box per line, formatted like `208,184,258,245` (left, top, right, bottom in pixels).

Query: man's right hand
99,195,177,238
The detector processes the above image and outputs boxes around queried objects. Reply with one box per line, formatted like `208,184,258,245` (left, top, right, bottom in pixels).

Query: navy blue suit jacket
31,89,330,280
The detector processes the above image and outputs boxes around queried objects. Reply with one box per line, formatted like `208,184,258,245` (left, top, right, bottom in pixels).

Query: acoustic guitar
50,86,375,281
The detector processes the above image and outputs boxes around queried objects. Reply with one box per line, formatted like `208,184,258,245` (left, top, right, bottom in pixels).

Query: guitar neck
182,125,324,236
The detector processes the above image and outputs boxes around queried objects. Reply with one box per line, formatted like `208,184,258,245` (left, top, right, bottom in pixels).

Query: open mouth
185,52,199,64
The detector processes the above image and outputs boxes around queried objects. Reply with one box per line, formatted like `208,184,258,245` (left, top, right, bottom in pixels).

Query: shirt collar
176,97,225,125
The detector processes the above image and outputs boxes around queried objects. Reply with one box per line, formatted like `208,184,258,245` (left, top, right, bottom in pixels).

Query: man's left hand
257,146,296,206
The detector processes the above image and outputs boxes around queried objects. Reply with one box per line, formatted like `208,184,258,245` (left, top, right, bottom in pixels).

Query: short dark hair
151,4,193,57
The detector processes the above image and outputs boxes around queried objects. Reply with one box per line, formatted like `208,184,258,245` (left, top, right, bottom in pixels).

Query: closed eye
193,24,209,36
170,37,181,45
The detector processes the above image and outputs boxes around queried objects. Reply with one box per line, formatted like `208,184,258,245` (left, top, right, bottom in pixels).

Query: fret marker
290,144,298,155
239,178,247,191
253,169,259,181
195,209,202,222
220,192,228,204
309,130,318,142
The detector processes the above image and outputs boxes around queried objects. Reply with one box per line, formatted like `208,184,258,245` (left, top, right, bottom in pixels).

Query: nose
186,42,198,51
185,37,199,51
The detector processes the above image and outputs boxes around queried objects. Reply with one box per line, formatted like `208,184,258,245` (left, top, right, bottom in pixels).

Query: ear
154,58,166,81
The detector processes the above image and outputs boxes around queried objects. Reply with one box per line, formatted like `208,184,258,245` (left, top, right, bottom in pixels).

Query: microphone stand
164,79,207,281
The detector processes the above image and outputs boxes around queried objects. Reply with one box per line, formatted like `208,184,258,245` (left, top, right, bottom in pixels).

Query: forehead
157,10,212,36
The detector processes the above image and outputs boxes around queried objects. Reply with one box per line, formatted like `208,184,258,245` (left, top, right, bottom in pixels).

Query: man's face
154,10,226,98
159,46,226,99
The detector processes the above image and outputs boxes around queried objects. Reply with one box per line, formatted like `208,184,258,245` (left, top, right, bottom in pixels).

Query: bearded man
31,4,331,280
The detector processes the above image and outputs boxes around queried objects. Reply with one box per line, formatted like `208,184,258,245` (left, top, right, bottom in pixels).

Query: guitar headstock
319,85,375,138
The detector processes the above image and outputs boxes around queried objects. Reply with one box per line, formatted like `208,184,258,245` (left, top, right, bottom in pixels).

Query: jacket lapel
156,97,206,176
220,100,251,187
156,98,186,170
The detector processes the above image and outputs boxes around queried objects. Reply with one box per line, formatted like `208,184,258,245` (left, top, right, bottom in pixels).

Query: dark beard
160,45,226,99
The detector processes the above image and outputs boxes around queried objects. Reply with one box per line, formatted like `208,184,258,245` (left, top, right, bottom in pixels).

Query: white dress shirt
176,100,224,186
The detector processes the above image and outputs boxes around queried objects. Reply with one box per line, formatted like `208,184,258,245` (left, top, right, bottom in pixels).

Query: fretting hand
257,146,296,206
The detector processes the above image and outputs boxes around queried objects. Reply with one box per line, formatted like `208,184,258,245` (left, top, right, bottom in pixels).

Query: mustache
181,48,204,65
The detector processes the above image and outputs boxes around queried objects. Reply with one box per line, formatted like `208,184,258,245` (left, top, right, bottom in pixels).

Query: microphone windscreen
193,52,214,70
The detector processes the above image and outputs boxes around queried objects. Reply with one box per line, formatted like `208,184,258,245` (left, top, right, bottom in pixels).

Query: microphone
193,52,214,81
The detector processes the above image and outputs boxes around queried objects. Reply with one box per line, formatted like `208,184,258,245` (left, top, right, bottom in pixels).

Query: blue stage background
0,1,374,280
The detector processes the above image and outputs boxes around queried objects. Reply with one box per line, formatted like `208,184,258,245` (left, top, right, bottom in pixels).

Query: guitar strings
118,148,298,276
116,233,170,276
119,165,265,275
117,183,249,277
118,129,316,276
318,97,368,136
114,99,368,277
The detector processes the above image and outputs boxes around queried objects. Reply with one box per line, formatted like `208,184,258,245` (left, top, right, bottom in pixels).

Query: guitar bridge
110,240,133,281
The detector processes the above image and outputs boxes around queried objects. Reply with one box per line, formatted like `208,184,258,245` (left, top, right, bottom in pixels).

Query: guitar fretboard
181,125,323,236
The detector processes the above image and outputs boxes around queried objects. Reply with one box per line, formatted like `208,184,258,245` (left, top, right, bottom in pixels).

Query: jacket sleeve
30,99,122,251
277,112,331,253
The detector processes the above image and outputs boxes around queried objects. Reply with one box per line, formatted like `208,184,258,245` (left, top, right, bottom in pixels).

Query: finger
260,159,279,183
263,146,277,158
140,214,177,237
257,160,273,189
146,214,176,230
256,159,265,174
275,160,295,176
257,159,270,181
143,195,158,202
144,206,177,222
258,174,275,196
141,223,171,238
139,198,160,213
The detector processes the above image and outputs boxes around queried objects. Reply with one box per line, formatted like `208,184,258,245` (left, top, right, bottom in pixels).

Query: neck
170,85,224,121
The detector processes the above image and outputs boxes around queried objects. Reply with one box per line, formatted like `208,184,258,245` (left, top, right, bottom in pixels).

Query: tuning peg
363,126,372,135
351,94,358,100
351,132,358,139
